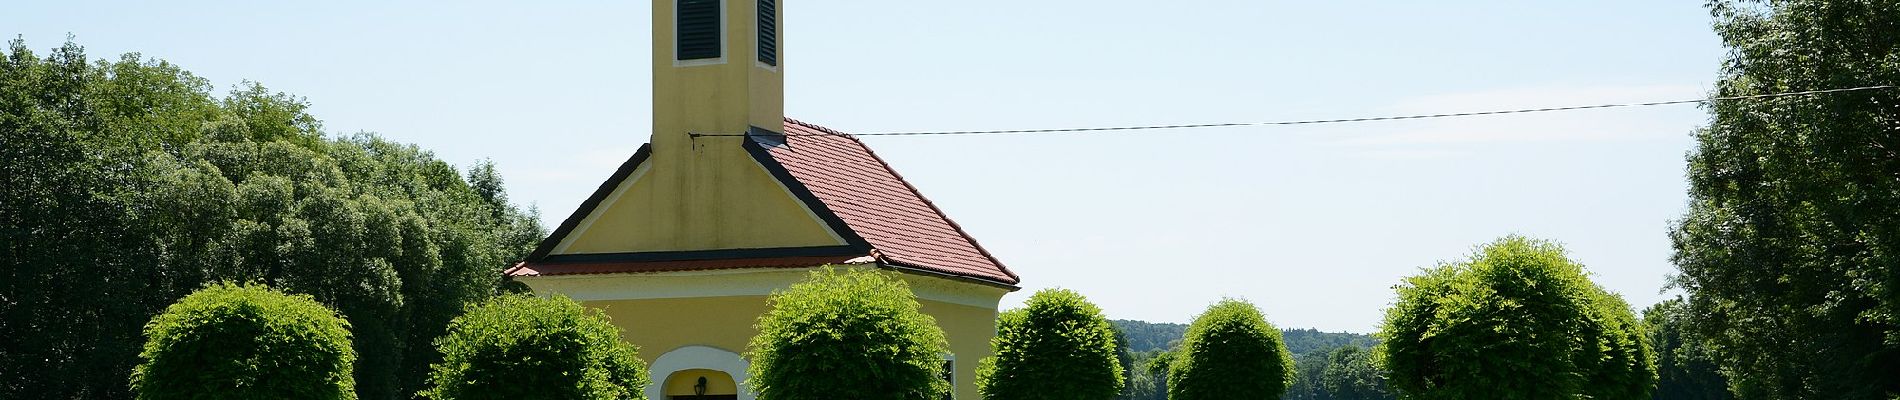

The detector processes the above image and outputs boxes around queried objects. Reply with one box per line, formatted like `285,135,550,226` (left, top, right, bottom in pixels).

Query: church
503,1,1021,399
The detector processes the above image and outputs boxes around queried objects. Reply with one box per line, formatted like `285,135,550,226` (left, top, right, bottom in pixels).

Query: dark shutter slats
758,0,777,66
677,0,720,60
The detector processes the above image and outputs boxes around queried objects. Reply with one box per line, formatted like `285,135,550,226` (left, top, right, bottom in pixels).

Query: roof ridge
783,117,858,139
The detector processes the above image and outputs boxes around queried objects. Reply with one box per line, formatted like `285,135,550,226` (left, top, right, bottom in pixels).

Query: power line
693,85,1895,137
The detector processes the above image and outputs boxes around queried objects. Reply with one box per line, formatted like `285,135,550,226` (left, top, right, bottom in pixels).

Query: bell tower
546,0,838,254
652,0,784,152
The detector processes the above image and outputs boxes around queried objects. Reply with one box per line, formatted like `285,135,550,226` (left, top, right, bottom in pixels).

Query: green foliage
0,38,542,399
1284,344,1390,400
1110,325,1139,399
1671,1,1900,398
1146,350,1176,396
1113,320,1378,400
1318,346,1390,400
1644,299,1731,400
978,288,1125,400
1111,320,1374,358
1111,319,1188,353
1168,298,1296,400
130,283,356,400
746,267,950,400
1280,329,1376,357
1378,236,1655,400
1118,349,1173,400
422,295,647,400
1285,350,1331,400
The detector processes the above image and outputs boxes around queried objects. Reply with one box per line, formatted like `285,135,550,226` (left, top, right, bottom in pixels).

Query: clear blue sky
7,1,1725,333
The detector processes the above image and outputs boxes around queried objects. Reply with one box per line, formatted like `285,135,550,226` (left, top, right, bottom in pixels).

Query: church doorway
647,345,753,400
663,369,738,400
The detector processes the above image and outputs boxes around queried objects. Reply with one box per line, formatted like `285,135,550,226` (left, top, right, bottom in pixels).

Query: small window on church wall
757,0,777,66
677,0,721,60
941,357,955,400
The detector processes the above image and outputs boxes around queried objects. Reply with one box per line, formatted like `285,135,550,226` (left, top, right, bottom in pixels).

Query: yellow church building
504,1,1020,399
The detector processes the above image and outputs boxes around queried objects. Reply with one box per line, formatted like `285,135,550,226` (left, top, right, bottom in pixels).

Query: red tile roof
509,119,1018,287
769,119,1018,284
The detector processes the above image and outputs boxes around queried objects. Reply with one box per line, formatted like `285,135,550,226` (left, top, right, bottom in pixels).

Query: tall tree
0,38,541,399
1670,1,1900,398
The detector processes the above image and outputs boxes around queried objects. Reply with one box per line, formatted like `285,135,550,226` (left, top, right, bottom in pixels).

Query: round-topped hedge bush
131,282,357,400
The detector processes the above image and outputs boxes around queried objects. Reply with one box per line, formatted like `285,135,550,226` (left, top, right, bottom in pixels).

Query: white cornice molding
519,264,1008,309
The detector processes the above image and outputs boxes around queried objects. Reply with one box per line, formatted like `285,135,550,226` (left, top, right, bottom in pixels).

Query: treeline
1109,320,1372,354
1110,321,1385,400
0,38,543,399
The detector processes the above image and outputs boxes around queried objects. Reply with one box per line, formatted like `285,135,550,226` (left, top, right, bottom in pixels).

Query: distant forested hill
1282,327,1377,354
1111,319,1189,352
1111,319,1373,354
1111,320,1387,400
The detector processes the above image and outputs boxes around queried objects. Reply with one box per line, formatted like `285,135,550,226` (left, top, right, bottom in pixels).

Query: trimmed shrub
1168,298,1296,400
422,295,648,400
1378,236,1654,400
977,288,1125,400
130,282,356,400
747,267,950,400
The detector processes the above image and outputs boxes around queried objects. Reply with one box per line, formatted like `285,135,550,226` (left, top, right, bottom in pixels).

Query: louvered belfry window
677,0,720,60
758,0,777,66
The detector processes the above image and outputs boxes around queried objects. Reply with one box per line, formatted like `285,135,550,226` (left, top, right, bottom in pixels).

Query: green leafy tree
1318,346,1390,400
1117,349,1175,400
1280,329,1376,356
1284,350,1331,400
1110,320,1188,353
130,283,356,400
979,288,1125,400
1643,299,1730,400
1670,1,1900,398
1168,299,1295,400
1110,326,1138,400
422,295,647,400
0,38,542,399
747,268,950,400
1378,236,1655,400
1146,350,1176,400
2,38,219,399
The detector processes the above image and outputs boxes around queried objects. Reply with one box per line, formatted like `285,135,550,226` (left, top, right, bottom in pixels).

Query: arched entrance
662,369,738,400
647,345,753,400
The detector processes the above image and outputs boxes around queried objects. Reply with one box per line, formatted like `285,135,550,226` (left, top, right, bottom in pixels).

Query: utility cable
690,85,1895,137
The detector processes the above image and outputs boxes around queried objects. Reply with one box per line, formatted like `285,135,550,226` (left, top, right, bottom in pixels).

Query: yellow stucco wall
584,294,998,400
552,154,846,254
543,0,828,255
650,0,785,141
